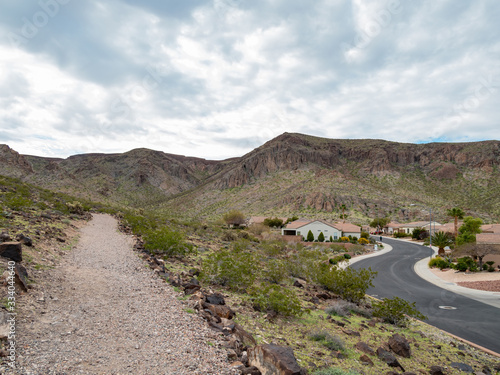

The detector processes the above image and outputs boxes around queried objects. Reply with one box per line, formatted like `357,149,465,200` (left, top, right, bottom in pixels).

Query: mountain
1,133,499,223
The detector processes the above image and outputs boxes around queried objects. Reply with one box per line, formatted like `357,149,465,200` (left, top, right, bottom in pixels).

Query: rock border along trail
13,214,235,374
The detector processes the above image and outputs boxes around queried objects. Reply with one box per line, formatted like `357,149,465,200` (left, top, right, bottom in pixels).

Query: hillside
1,133,499,222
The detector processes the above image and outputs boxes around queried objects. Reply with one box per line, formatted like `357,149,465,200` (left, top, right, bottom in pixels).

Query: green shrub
123,212,156,235
143,227,193,258
372,296,427,326
4,193,32,210
343,253,351,260
394,232,410,238
329,244,345,253
261,239,287,256
287,248,329,281
249,283,302,317
309,331,346,352
360,231,369,239
316,266,377,303
318,232,325,242
325,300,357,317
264,258,288,284
202,249,258,292
307,230,314,242
66,201,85,215
263,217,284,228
455,256,477,272
428,256,449,270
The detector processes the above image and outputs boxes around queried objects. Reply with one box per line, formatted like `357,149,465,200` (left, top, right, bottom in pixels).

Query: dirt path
12,214,234,374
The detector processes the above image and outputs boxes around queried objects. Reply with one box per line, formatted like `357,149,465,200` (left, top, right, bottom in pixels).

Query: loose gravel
10,214,236,374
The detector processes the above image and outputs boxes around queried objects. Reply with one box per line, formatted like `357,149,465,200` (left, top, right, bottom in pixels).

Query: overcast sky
0,0,499,160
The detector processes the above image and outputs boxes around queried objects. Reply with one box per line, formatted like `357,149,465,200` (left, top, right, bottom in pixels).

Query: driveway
350,237,500,354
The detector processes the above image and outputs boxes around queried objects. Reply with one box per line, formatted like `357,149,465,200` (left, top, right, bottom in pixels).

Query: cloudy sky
0,0,499,160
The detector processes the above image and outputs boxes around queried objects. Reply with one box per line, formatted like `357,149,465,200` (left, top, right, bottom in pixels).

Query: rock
493,363,500,372
389,333,411,358
0,311,10,340
377,347,405,372
206,292,226,305
355,341,375,356
0,242,22,262
248,344,306,375
16,234,33,247
241,366,262,375
233,323,257,348
451,362,473,373
480,365,492,375
360,354,374,366
15,263,29,292
183,280,201,295
293,279,304,288
56,237,66,243
0,232,11,243
429,366,445,375
203,302,235,319
342,328,360,337
188,268,200,277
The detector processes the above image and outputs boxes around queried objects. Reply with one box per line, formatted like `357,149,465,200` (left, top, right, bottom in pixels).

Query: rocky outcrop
248,344,306,375
388,333,411,358
0,144,33,177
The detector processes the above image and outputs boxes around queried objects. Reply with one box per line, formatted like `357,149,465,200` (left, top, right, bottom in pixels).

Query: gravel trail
12,214,234,374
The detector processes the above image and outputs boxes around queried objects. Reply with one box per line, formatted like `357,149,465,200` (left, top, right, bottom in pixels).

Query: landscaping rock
429,365,445,375
248,344,306,375
377,347,405,372
355,341,375,356
389,333,411,358
360,354,374,366
0,241,22,262
451,362,473,373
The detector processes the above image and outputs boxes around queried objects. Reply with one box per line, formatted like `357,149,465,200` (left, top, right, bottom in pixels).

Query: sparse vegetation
372,296,427,326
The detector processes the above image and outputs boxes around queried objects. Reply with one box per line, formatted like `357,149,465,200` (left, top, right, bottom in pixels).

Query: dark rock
429,365,445,375
355,341,375,356
332,320,346,327
360,354,374,366
450,362,473,373
377,347,405,372
206,292,226,305
293,279,304,288
241,366,262,375
183,282,200,295
15,264,29,292
248,344,306,375
233,323,257,349
0,233,11,243
56,237,66,243
188,268,200,276
493,363,500,371
342,329,360,337
203,302,235,319
389,333,411,358
0,242,22,262
16,234,33,247
481,365,492,375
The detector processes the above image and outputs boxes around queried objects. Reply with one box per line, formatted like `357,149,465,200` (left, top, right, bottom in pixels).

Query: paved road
351,237,500,354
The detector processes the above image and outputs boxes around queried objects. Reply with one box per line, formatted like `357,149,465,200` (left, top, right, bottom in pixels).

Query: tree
431,231,454,256
370,217,390,232
286,216,299,224
264,217,284,228
222,210,246,227
412,227,428,241
318,232,325,242
446,207,465,237
457,216,483,245
306,230,314,242
453,243,500,270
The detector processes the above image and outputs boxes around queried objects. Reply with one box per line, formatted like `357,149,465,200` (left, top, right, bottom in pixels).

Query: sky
0,0,499,160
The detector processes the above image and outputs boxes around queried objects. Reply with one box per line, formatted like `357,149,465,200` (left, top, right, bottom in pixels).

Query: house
282,220,342,241
384,222,402,235
396,221,442,236
481,224,500,234
248,216,288,226
334,222,361,238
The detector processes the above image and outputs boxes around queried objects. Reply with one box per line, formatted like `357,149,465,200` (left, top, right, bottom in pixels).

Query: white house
397,221,442,235
282,220,342,241
334,222,361,238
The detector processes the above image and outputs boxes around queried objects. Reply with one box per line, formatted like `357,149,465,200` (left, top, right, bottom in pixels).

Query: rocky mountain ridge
1,133,499,221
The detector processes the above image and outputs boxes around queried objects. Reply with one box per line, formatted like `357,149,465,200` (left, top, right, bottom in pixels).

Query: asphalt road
350,237,500,354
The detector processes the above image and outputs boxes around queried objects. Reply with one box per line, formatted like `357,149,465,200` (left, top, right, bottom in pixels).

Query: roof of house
436,222,459,233
476,233,500,244
481,224,500,234
334,222,361,233
285,219,313,229
386,222,402,228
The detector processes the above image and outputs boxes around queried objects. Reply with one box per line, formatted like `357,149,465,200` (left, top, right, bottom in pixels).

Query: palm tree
446,207,465,237
432,231,454,256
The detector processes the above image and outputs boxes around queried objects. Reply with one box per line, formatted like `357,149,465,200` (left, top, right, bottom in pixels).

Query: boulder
389,333,411,358
15,264,29,291
355,341,375,356
16,234,33,247
0,233,11,243
0,242,22,262
233,323,257,348
206,292,226,305
248,344,306,375
377,347,405,372
429,365,445,375
241,366,262,375
203,302,235,319
450,362,473,373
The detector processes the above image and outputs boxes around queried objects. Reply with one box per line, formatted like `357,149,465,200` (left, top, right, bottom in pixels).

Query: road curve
350,237,500,354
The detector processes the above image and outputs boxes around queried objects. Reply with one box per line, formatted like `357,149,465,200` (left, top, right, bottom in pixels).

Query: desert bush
263,258,288,284
309,331,346,352
66,201,84,215
428,256,450,270
221,230,238,241
360,231,369,239
393,232,410,238
329,244,346,253
248,223,267,236
325,300,358,317
143,227,193,258
249,283,302,317
358,238,369,245
261,239,287,257
222,210,246,227
122,212,156,235
316,266,376,303
201,249,258,292
287,248,328,281
263,217,284,228
4,193,32,210
372,296,427,326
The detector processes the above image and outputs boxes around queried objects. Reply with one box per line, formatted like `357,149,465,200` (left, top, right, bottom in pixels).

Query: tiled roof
476,233,500,244
334,222,361,232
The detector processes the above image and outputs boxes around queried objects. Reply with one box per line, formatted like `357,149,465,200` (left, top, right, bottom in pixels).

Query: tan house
334,222,361,238
396,221,442,236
